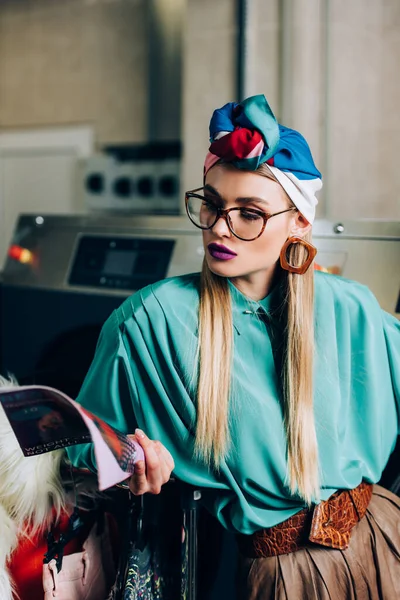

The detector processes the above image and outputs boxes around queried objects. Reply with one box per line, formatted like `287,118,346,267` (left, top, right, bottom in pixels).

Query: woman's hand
128,429,175,495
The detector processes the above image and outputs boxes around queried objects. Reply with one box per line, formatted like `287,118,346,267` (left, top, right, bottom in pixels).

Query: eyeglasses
185,187,296,241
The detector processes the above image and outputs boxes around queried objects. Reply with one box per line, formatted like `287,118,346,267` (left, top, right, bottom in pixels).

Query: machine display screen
103,250,138,277
68,236,175,291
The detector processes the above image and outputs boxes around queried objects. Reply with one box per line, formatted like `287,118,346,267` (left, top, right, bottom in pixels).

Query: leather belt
236,481,373,558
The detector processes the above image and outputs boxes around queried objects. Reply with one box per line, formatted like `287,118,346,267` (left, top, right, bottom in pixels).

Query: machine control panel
68,235,175,291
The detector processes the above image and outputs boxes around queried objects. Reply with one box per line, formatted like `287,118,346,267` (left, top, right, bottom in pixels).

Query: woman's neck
229,265,281,301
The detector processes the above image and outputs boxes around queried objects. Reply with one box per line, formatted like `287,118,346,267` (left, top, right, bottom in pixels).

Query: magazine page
0,385,144,490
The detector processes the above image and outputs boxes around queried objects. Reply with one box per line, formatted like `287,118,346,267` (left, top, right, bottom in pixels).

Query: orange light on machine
8,244,34,264
314,263,342,275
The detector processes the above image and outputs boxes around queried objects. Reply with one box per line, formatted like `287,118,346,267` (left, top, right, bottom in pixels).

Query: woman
67,95,400,599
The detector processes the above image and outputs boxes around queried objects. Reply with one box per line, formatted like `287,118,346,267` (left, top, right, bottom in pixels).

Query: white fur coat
0,376,67,600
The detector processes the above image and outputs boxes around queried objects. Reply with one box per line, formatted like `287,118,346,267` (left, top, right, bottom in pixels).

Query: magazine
0,385,144,491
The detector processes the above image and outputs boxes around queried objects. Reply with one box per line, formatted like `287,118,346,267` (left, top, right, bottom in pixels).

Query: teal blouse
67,271,400,534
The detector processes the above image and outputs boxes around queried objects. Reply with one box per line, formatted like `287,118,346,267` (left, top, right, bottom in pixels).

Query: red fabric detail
266,157,274,166
210,128,263,160
7,509,92,600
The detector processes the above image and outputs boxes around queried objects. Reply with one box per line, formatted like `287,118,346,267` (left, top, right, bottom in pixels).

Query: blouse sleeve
66,310,139,471
115,288,226,488
67,289,226,490
382,309,400,434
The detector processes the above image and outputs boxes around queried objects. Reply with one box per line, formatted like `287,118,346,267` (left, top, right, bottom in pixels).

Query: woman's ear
290,211,312,238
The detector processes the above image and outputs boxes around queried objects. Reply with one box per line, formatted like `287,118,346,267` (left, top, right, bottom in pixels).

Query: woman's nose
211,214,232,237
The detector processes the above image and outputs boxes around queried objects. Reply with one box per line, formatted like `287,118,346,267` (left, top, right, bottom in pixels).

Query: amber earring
279,236,317,275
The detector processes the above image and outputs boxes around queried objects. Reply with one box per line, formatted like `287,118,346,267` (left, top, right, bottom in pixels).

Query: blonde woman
68,95,400,599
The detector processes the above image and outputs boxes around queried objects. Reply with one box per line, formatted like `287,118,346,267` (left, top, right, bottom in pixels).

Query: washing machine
0,213,203,396
2,214,398,389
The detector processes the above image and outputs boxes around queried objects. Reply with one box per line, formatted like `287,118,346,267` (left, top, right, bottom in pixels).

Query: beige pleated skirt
237,486,400,600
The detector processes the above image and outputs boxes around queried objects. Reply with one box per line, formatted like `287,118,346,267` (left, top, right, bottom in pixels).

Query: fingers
128,460,147,495
136,430,163,494
155,441,175,480
128,429,174,496
155,441,175,470
153,443,171,486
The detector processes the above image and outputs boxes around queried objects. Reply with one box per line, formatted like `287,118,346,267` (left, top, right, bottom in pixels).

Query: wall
182,0,400,221
0,0,148,146
326,0,400,219
181,0,281,195
181,0,235,194
0,0,399,220
148,0,185,141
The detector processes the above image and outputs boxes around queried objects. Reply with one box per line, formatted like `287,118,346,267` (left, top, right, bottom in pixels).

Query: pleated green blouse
67,271,400,534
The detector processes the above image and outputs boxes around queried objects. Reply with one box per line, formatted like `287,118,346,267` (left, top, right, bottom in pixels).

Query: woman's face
202,164,310,284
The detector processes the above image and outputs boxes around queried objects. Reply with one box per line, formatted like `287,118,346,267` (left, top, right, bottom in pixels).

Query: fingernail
135,428,145,439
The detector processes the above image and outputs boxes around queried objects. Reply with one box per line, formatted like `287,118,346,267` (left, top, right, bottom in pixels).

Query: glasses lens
186,195,218,229
229,208,265,240
186,194,265,240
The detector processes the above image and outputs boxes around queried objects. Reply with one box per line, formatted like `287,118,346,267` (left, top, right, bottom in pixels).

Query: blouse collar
228,277,286,334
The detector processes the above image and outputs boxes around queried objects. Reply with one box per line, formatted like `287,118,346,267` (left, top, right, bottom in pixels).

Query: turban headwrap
204,95,322,224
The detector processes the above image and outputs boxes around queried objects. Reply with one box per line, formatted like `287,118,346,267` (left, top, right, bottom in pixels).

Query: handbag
108,484,200,600
42,508,116,600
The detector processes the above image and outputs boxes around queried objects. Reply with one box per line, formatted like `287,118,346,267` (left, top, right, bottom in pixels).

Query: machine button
137,177,154,197
159,176,178,197
86,173,104,194
334,223,345,234
113,177,133,198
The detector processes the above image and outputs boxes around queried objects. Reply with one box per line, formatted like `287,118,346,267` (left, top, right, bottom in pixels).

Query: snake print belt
236,481,373,557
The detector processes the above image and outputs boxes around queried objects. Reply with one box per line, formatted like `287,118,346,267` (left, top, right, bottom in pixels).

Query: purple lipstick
207,243,237,261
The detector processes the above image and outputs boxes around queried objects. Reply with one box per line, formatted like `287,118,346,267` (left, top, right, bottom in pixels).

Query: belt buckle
308,485,370,551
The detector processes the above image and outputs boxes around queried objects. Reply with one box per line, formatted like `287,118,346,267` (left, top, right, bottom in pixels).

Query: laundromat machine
1,214,398,396
0,214,399,598
0,214,205,397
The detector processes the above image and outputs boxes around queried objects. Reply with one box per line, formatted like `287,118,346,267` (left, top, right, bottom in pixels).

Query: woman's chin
205,256,240,278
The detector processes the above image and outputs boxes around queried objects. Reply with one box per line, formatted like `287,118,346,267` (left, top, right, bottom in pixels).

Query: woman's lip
207,243,237,256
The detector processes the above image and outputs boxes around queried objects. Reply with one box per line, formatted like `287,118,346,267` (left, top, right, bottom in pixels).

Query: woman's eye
240,210,263,221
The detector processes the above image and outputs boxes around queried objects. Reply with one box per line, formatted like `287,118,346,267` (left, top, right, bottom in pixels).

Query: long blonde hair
195,165,319,504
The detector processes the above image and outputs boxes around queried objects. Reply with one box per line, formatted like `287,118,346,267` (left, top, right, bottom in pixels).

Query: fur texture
0,376,67,600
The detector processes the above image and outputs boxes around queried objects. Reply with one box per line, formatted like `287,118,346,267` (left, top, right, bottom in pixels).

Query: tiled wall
181,0,236,193
181,0,328,214
182,0,400,220
238,0,281,109
181,0,281,194
326,0,400,219
0,0,398,219
0,0,148,145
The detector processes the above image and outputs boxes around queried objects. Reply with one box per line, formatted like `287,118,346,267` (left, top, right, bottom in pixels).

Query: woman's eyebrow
204,184,221,197
236,196,270,207
204,184,270,206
